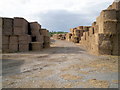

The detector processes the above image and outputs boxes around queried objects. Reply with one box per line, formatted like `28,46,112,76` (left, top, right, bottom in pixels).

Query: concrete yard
2,39,118,88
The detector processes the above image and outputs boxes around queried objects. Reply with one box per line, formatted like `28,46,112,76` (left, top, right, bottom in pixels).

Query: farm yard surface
2,39,118,88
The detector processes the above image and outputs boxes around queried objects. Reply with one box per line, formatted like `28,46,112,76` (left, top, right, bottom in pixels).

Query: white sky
0,0,114,31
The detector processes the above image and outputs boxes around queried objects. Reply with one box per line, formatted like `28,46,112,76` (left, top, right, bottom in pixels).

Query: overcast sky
0,0,114,32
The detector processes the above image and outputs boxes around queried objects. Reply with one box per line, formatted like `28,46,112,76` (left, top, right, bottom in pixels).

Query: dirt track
2,39,118,88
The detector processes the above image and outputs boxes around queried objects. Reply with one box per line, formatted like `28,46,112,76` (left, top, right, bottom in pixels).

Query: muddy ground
2,39,118,88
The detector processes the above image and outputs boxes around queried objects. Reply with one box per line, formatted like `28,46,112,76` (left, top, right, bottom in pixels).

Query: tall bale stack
66,1,120,55
68,26,85,43
40,29,50,48
1,18,14,53
30,42,43,51
30,22,41,37
98,10,117,34
2,35,9,52
30,22,42,42
29,23,50,50
52,34,66,40
3,18,13,35
9,36,18,52
73,29,80,43
77,26,90,48
18,35,31,52
1,17,50,53
13,17,30,52
14,17,28,35
94,1,120,55
66,33,72,41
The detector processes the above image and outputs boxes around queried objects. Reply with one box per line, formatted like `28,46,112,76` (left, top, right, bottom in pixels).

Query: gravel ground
2,39,118,88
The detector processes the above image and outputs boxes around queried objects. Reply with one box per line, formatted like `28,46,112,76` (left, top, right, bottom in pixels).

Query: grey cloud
36,10,96,32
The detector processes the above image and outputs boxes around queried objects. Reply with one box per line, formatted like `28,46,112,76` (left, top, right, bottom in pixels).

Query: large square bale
43,42,50,48
19,35,31,44
2,44,9,53
36,35,44,43
102,21,117,34
14,27,25,35
96,34,111,44
19,44,29,52
99,40,112,51
44,36,50,43
14,17,28,27
9,44,18,52
112,1,120,10
14,17,28,35
30,22,41,30
100,10,117,21
30,22,41,36
10,36,18,44
40,29,49,36
95,34,113,55
89,34,99,54
3,18,13,35
2,35,9,44
31,29,40,37
31,42,43,51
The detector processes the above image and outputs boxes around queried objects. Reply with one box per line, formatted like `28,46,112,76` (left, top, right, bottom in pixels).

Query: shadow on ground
2,58,25,76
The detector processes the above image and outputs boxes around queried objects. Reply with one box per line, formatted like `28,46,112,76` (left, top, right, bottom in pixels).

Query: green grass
49,31,68,37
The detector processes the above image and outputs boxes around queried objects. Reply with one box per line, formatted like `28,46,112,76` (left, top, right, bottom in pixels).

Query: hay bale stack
3,18,13,35
31,42,43,51
52,34,66,40
18,35,31,52
30,22,41,37
66,1,120,55
39,29,50,48
66,33,72,41
14,17,28,35
1,17,50,53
